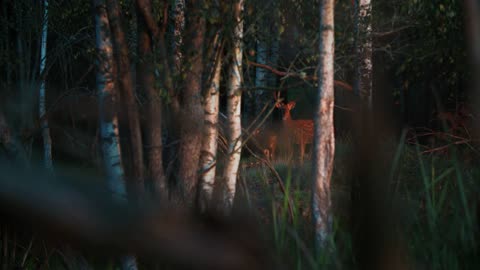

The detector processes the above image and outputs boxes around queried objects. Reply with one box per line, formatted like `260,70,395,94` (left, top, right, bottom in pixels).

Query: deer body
251,127,278,161
277,101,314,163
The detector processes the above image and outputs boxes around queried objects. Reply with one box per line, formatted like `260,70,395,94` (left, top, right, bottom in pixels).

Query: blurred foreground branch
0,164,269,270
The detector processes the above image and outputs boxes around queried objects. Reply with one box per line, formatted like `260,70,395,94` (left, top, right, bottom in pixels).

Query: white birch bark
312,0,335,251
94,0,127,200
355,0,373,109
199,44,222,206
94,2,137,268
39,0,53,170
223,0,244,210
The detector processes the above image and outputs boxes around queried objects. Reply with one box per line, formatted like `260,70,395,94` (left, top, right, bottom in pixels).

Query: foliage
246,138,479,270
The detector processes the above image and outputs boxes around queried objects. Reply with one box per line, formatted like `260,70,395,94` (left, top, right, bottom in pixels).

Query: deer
252,127,278,161
275,100,314,163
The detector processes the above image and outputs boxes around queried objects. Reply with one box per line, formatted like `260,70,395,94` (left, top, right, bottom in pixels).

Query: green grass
242,136,479,269
2,136,479,269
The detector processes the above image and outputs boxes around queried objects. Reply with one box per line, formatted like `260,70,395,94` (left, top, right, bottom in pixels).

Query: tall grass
244,136,479,269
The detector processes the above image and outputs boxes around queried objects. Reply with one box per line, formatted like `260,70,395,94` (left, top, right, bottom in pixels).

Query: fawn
275,101,314,163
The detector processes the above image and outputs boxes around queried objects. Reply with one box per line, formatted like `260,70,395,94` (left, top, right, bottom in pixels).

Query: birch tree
222,0,245,210
137,0,166,198
106,0,145,197
354,0,373,109
312,0,335,251
94,1,138,268
199,33,223,208
178,0,206,203
39,0,53,170
94,0,126,205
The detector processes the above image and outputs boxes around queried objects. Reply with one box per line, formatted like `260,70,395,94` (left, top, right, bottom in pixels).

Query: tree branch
246,60,353,92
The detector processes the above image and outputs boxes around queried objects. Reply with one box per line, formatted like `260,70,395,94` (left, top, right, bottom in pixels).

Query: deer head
275,101,296,121
274,96,313,163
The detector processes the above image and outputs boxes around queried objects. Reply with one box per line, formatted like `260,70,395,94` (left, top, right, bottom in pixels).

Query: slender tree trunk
312,0,335,251
136,0,177,109
172,0,185,72
254,40,268,116
464,0,480,124
94,0,127,203
2,1,11,88
223,0,245,210
199,34,223,208
39,0,53,170
137,0,167,198
267,24,280,92
177,0,206,204
94,2,138,268
106,0,145,197
354,0,373,109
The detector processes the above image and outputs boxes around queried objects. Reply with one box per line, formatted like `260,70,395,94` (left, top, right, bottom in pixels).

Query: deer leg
299,142,305,164
271,144,276,161
263,149,271,160
269,136,277,161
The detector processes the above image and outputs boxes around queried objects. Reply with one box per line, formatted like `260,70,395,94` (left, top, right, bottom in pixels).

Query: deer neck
283,111,292,122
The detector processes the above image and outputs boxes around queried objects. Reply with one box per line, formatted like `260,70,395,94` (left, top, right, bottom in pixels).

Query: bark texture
136,0,178,113
94,2,140,269
312,0,335,250
222,0,245,210
137,0,167,198
354,0,373,108
94,0,126,201
199,35,222,208
172,0,185,72
177,0,206,203
106,0,145,196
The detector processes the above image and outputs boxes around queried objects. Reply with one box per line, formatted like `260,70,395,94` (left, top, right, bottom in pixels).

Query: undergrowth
243,137,479,269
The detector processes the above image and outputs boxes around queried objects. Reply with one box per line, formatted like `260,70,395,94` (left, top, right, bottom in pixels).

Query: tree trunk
254,40,268,117
199,34,222,209
177,0,206,204
222,0,245,210
267,24,280,94
172,0,185,72
312,0,335,251
93,0,127,204
354,0,373,109
2,1,11,88
106,0,145,197
464,0,480,124
94,2,138,268
137,0,167,199
39,0,53,171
